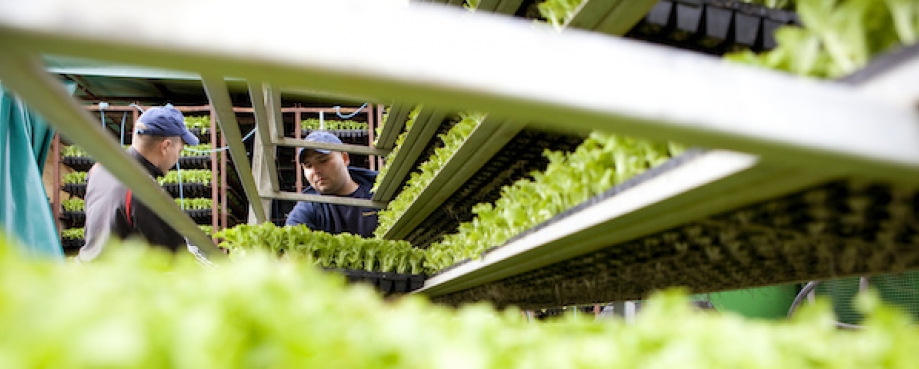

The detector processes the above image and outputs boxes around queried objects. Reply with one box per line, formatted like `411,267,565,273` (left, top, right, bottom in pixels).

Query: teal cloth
0,81,74,259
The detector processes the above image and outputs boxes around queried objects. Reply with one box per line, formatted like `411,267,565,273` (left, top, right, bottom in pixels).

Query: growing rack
52,105,227,254
2,0,917,309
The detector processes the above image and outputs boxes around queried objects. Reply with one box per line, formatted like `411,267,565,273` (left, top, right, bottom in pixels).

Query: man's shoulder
348,167,378,179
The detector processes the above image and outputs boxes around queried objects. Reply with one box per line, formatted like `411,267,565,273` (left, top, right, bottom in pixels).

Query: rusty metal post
209,106,219,238
294,106,302,193
218,108,228,229
52,132,61,238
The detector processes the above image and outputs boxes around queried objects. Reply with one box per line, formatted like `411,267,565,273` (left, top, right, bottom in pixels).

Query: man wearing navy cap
285,131,379,238
79,106,200,261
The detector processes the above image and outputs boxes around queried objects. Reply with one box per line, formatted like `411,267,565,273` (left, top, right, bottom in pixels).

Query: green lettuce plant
62,172,88,184
375,111,483,238
372,105,422,193
300,118,368,131
727,0,919,78
158,170,212,186
425,132,679,271
61,228,84,240
216,223,430,274
61,198,85,212
1,234,918,368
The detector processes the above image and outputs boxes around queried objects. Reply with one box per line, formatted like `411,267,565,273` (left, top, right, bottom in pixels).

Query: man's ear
341,152,350,166
159,138,172,155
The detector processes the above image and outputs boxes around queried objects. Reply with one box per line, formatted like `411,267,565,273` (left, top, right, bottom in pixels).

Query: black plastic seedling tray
61,156,95,171
326,268,427,295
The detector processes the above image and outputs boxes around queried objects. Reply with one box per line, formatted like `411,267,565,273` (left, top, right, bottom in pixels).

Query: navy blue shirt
285,167,379,238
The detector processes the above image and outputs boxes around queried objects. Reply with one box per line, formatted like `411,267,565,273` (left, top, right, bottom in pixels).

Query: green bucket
708,284,799,320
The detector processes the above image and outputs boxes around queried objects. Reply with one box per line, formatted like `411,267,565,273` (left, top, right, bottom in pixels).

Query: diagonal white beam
567,0,659,35
249,82,280,193
200,75,267,223
274,137,391,157
261,191,388,209
0,0,918,184
846,43,919,107
374,103,412,150
265,85,284,141
0,51,221,257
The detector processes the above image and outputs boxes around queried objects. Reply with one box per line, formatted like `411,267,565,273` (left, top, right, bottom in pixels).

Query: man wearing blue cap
79,106,200,261
285,131,379,238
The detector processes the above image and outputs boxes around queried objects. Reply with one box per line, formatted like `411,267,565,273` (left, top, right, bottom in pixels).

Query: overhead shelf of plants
369,0,686,247
429,0,797,54
404,0,919,308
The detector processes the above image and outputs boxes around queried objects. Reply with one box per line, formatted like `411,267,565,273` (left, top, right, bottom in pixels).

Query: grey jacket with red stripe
78,148,185,261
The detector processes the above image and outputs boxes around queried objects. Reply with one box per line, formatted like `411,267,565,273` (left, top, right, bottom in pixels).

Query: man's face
301,150,350,195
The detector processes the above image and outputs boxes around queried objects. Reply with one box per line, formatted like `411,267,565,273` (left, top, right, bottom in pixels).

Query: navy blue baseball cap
135,106,200,145
297,131,342,161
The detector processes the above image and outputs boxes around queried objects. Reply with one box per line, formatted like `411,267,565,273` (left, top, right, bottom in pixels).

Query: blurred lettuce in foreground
1,233,919,368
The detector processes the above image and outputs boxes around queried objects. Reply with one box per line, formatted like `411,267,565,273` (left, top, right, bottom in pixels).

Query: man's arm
285,201,319,230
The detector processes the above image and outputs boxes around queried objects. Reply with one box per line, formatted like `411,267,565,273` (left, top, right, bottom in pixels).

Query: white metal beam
265,86,284,141
262,191,388,209
0,0,918,183
476,0,524,14
0,51,221,257
200,75,267,223
274,137,390,157
847,43,919,107
375,103,412,150
249,83,280,193
381,116,525,239
371,107,448,202
567,0,659,35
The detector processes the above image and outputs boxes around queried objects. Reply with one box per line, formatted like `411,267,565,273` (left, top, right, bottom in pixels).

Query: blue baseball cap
135,106,200,145
297,131,343,161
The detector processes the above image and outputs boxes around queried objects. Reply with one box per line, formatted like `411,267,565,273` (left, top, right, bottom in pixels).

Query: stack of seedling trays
326,269,427,295
61,155,213,170
178,156,212,169
60,172,87,202
429,168,919,309
159,169,214,198
626,0,798,54
61,228,85,253
60,156,94,171
300,118,370,139
186,128,211,143
301,129,369,139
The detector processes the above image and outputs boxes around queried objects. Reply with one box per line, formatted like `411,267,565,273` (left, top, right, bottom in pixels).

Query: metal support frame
251,84,281,192
566,0,659,35
2,0,916,184
845,42,919,106
201,74,267,223
274,137,389,157
371,107,448,202
381,117,525,239
0,51,219,256
262,191,387,209
250,83,281,222
475,0,525,14
374,103,412,150
267,86,284,141
51,133,61,238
